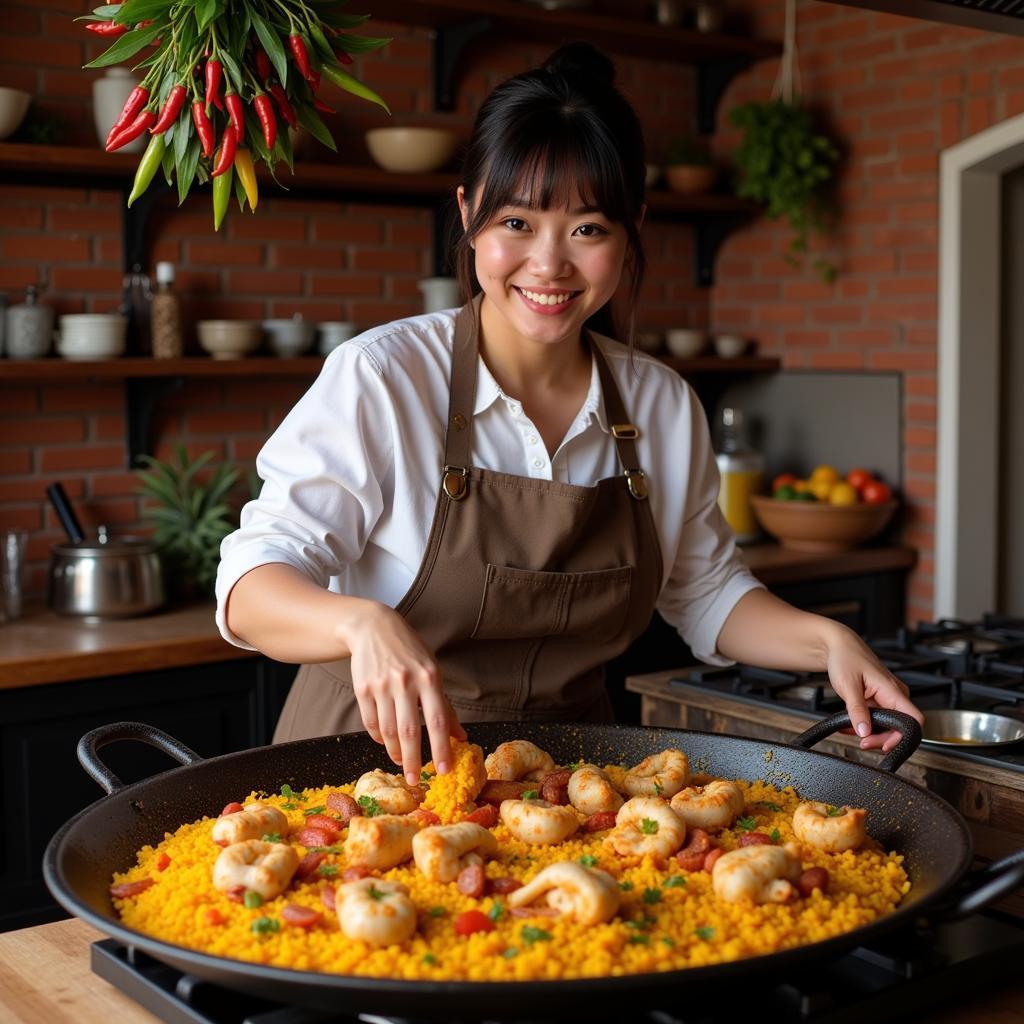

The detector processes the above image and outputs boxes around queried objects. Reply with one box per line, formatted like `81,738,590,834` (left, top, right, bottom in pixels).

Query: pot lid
52,525,158,557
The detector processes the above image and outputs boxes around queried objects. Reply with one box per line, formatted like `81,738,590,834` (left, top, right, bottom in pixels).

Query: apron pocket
471,563,632,643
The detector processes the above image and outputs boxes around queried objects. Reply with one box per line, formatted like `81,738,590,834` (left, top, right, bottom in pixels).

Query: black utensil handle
791,709,922,773
935,850,1024,920
46,482,85,544
77,722,202,795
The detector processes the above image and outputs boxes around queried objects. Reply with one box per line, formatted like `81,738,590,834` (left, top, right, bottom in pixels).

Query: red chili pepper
289,33,313,81
105,85,149,147
106,110,156,152
150,84,186,134
211,126,237,178
268,83,297,128
308,70,321,92
192,100,214,158
313,98,335,114
205,59,223,112
225,91,245,141
86,21,128,36
253,91,276,150
254,46,272,82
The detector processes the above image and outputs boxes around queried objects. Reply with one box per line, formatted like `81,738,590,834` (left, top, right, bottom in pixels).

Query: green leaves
252,10,289,86
85,22,165,68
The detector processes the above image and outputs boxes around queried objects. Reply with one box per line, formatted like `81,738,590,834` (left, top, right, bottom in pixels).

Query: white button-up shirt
215,308,763,664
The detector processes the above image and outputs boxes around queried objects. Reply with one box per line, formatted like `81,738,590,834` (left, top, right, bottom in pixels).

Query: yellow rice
110,741,910,981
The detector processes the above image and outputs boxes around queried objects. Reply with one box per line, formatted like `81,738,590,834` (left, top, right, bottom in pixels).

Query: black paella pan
44,710,1024,1016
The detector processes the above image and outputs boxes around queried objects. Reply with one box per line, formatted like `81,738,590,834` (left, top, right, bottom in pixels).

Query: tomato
773,484,797,501
772,472,797,492
828,482,859,506
454,909,495,937
809,479,834,502
861,480,892,505
810,464,839,486
846,468,873,492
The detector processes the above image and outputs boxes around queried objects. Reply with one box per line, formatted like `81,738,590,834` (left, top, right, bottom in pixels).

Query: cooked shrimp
344,814,420,870
605,796,686,858
412,822,498,883
506,862,621,925
354,769,423,815
212,839,299,900
499,799,579,846
567,764,624,816
211,802,289,847
711,842,802,904
485,741,556,782
621,749,690,798
792,801,868,852
669,780,745,833
335,877,417,946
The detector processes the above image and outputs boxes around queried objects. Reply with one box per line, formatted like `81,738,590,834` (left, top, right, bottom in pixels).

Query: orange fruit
829,481,859,506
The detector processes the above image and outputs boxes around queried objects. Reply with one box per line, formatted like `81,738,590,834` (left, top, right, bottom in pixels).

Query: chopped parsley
639,818,659,835
521,925,552,945
653,781,663,797
664,876,687,889
642,888,663,905
578,855,599,867
522,790,539,801
628,934,650,945
317,864,339,878
625,914,657,932
282,803,297,811
367,884,386,901
619,881,635,892
502,947,519,959
242,890,263,909
567,761,581,773
694,926,714,941
309,844,342,854
357,795,383,817
770,828,781,843
735,816,758,832
420,769,434,782
280,784,305,803
251,916,279,935
303,805,326,816
261,832,283,843
421,954,437,965
826,805,846,817
758,801,782,812
488,902,504,922
661,937,676,948
428,906,447,918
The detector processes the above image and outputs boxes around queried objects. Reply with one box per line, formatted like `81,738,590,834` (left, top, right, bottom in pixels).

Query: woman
216,44,921,785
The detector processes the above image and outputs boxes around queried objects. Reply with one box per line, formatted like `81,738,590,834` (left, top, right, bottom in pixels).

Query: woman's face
458,184,633,351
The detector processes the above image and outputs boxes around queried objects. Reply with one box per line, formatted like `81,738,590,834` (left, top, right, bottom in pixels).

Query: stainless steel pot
48,526,165,620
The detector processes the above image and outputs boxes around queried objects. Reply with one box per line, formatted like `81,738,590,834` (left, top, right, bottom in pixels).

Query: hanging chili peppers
151,84,186,135
86,21,128,36
105,85,148,148
106,110,156,152
205,59,223,112
288,34,313,81
225,91,245,141
253,91,277,151
127,134,166,208
211,126,237,178
191,101,214,158
235,148,259,211
268,83,297,128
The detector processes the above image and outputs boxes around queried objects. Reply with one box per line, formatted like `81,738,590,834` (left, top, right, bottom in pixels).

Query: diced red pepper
453,909,495,937
156,852,171,871
203,908,224,925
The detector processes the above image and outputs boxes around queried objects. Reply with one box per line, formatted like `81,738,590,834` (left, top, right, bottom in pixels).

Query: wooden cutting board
0,917,1018,1023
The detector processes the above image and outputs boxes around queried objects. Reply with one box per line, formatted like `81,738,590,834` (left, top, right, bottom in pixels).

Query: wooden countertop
0,602,254,690
0,917,1018,1023
0,546,913,690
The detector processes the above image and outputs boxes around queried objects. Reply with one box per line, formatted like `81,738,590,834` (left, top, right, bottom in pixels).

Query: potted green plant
728,99,840,282
663,135,717,196
135,444,256,599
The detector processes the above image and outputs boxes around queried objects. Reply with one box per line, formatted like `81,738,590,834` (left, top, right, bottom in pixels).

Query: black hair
453,42,647,346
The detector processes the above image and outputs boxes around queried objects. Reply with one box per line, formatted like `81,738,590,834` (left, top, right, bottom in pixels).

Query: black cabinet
0,658,296,933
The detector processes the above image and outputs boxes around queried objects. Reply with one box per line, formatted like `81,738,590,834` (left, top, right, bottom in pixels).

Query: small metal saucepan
922,708,1024,748
46,482,165,621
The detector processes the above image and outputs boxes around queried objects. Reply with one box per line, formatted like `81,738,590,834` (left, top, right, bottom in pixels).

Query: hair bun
542,42,615,89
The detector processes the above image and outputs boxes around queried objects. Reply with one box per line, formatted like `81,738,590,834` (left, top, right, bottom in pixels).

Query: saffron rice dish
108,739,910,981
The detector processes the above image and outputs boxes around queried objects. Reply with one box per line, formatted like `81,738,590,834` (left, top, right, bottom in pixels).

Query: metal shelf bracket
125,376,184,469
432,17,491,111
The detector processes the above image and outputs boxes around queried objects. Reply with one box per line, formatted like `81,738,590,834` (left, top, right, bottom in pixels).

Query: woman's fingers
374,695,404,767
419,685,454,776
354,686,383,745
393,685,424,786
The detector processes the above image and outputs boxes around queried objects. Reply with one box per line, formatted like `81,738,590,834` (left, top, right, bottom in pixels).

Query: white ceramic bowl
55,314,127,359
318,321,357,355
665,328,707,359
0,88,30,142
263,318,316,357
197,320,262,360
714,333,748,358
365,127,458,173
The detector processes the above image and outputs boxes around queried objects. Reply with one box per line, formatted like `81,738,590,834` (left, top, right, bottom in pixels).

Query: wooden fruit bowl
750,496,897,552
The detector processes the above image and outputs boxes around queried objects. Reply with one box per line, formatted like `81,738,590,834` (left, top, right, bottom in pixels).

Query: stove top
671,615,1024,774
90,911,1024,1023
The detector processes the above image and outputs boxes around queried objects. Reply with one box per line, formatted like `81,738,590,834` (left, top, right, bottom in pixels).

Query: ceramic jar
92,69,147,153
417,277,460,313
5,285,54,359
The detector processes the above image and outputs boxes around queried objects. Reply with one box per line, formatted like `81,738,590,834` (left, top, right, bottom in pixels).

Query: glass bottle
122,262,151,356
150,261,183,359
715,407,763,543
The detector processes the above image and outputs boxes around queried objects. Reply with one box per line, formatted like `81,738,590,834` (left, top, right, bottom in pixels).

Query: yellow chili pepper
235,148,258,212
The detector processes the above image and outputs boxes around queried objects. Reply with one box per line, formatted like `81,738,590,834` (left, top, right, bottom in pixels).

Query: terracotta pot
664,164,717,196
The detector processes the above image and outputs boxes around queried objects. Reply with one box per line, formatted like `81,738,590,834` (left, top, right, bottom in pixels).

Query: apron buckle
624,469,649,501
611,423,639,440
443,465,468,501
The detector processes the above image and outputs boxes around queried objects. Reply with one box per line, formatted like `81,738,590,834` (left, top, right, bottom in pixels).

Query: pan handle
791,709,922,773
934,850,1024,920
78,721,203,795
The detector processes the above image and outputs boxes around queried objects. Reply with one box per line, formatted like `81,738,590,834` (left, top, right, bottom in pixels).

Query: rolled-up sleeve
215,344,394,648
655,384,764,665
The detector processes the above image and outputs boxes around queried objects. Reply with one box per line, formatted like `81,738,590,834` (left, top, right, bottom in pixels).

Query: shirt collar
473,352,610,432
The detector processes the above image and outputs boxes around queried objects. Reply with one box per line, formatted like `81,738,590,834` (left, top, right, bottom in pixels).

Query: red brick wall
4,0,1023,622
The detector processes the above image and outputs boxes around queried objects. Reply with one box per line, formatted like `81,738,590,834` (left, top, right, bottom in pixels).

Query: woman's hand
824,626,923,752
341,602,467,785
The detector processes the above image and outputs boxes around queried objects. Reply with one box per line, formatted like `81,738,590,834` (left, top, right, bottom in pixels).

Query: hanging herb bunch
79,0,390,229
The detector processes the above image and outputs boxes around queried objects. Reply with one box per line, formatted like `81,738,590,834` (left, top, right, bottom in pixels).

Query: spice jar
150,261,183,359
5,285,54,359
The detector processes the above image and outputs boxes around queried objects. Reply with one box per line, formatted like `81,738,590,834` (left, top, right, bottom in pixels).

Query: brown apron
273,296,664,741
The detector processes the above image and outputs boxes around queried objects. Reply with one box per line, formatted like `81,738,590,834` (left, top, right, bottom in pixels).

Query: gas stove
89,910,1024,1024
669,615,1024,775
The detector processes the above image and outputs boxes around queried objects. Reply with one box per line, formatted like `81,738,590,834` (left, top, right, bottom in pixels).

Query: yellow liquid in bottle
718,469,763,541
